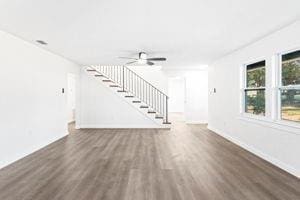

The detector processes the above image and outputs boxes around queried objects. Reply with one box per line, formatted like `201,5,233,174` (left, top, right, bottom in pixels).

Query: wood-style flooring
0,114,299,200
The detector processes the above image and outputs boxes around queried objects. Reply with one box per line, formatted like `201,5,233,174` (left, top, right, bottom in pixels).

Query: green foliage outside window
245,61,266,115
245,90,265,115
247,67,265,88
281,51,300,122
282,60,300,86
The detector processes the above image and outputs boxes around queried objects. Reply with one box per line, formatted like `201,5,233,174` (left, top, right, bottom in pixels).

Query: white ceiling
0,0,299,68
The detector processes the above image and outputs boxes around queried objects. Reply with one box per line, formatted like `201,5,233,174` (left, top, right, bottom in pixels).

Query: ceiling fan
119,52,167,66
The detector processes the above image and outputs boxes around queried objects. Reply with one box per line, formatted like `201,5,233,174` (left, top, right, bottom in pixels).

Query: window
279,50,300,123
244,61,266,115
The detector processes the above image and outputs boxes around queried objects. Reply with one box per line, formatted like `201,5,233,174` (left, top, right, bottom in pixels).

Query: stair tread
155,116,163,119
117,90,127,92
163,122,172,124
87,69,96,72
148,111,156,114
109,85,120,87
102,79,113,82
125,95,134,98
132,101,141,103
95,74,104,77
140,106,149,108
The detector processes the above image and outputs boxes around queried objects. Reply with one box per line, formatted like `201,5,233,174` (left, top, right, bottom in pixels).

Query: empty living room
0,0,300,199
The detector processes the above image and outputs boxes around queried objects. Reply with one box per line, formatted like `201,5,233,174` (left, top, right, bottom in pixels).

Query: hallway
0,114,299,200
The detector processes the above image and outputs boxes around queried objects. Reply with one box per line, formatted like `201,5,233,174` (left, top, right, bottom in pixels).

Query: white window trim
239,50,300,134
277,48,300,125
240,59,267,118
238,115,300,135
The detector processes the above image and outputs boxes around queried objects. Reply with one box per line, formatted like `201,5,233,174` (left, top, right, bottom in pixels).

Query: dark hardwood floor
0,114,299,200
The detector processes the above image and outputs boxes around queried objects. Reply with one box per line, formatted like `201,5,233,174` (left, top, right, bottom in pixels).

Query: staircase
86,65,170,125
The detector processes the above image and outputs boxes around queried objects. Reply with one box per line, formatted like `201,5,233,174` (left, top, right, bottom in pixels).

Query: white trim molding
186,120,208,124
238,115,300,135
207,125,300,179
0,132,68,170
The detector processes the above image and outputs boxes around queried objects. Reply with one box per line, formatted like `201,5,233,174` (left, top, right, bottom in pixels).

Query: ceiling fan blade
126,61,137,65
147,61,155,66
147,57,167,61
119,57,138,60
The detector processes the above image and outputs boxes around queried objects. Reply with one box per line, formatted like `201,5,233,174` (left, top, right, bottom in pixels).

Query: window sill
238,113,300,135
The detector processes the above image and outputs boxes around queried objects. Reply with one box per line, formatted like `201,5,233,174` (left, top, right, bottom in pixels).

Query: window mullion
245,87,265,91
279,86,300,90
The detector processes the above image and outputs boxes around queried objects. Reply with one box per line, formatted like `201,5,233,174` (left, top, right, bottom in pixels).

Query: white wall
67,73,76,123
0,30,79,169
77,68,161,128
185,70,208,123
164,69,208,123
128,66,168,94
168,77,185,113
208,21,300,177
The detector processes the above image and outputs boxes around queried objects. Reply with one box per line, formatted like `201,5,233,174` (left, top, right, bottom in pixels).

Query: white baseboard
0,132,68,170
207,125,300,179
79,124,168,129
75,125,81,129
186,120,208,124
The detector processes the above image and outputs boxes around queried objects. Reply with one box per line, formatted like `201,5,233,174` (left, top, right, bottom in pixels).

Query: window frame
242,59,267,117
239,50,300,134
277,48,300,124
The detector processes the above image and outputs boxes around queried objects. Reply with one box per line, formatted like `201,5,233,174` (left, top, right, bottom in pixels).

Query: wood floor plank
0,114,299,200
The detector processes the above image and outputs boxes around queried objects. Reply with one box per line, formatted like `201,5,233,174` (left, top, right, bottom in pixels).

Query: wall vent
36,40,47,45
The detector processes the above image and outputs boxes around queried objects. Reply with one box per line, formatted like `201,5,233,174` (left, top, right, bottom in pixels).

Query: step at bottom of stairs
102,79,113,82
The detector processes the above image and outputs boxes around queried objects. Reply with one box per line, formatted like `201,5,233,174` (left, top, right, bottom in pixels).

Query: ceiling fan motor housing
139,52,147,60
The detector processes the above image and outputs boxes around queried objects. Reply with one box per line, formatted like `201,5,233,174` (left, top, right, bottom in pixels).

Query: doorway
168,77,185,121
67,73,76,127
